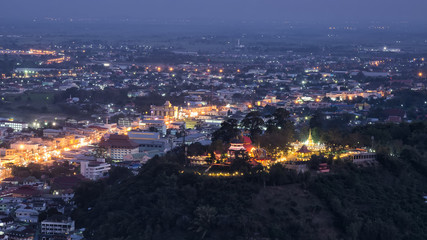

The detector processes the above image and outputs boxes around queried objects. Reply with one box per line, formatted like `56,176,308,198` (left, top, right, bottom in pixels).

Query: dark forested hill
73,122,427,240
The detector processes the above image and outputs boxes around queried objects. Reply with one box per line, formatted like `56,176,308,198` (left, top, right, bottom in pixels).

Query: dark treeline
53,87,185,115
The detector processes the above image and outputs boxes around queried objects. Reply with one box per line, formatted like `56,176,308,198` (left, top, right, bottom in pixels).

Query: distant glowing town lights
419,72,423,77
157,67,162,72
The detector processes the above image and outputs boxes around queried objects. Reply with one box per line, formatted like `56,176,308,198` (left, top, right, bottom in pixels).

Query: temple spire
308,129,314,146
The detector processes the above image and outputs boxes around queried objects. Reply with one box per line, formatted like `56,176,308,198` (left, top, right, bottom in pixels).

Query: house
6,226,35,240
51,176,84,191
11,186,41,198
2,177,20,185
0,216,14,230
61,189,74,203
384,109,406,123
32,201,47,212
15,206,39,223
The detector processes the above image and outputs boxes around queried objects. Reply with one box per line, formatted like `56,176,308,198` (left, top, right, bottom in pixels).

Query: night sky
1,0,427,23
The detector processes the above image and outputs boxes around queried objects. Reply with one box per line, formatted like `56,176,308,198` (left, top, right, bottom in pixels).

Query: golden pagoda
306,129,314,147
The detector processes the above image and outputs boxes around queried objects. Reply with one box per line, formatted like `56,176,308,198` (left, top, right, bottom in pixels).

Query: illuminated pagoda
293,129,326,153
305,129,315,147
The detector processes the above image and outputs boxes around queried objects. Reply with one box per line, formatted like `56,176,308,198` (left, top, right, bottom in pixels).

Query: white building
351,152,376,165
80,160,111,180
0,120,28,132
41,216,75,235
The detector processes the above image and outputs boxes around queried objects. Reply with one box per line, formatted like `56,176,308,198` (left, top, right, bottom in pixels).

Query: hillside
72,122,427,240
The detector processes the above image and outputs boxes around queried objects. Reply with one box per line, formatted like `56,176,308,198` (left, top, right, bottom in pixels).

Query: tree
212,118,240,143
38,208,62,222
307,154,327,170
230,150,251,173
241,111,264,141
267,108,292,132
262,108,295,154
309,111,324,130
191,205,217,239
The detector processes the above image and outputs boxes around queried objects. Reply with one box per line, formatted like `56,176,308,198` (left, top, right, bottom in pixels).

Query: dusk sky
1,0,427,23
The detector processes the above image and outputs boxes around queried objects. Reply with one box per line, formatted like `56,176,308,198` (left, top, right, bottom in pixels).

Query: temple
292,129,326,161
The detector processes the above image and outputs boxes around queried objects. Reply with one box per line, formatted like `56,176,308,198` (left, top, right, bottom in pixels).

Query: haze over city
2,0,427,23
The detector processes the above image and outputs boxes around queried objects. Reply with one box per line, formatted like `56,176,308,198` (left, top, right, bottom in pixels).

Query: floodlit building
150,101,178,119
99,135,139,161
10,142,39,151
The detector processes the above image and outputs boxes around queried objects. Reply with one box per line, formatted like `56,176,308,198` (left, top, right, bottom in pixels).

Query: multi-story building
99,135,139,161
41,216,75,236
0,120,28,132
118,118,132,127
80,160,111,180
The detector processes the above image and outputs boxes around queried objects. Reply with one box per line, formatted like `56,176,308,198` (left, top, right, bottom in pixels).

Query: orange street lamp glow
157,67,161,72
169,67,174,72
419,72,423,77
219,69,223,73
